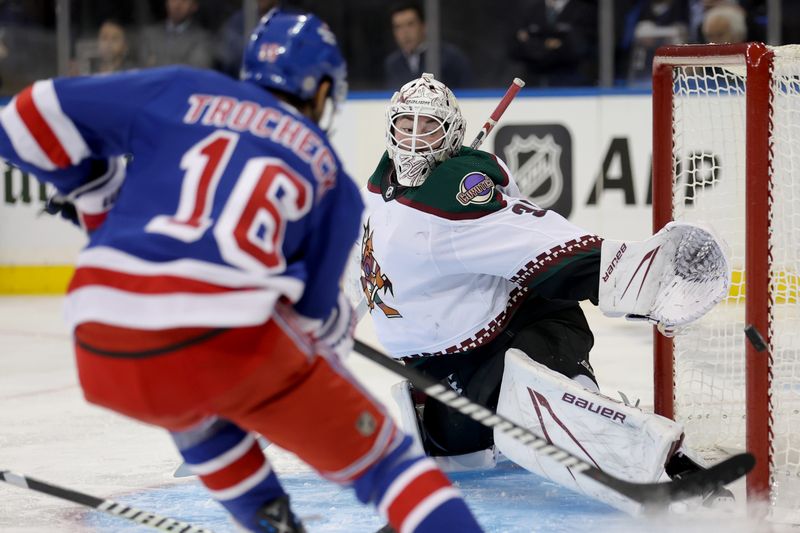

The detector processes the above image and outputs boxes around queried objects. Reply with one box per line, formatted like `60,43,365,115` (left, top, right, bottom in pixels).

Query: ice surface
0,297,776,532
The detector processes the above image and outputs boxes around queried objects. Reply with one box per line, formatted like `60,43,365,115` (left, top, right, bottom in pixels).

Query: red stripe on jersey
199,439,266,491
16,85,72,169
387,468,452,528
78,211,109,232
490,153,510,187
68,267,254,294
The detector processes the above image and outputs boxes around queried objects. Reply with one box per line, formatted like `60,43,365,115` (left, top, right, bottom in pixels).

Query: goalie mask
386,73,465,187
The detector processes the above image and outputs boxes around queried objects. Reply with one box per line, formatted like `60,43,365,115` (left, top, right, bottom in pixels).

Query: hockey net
652,43,800,523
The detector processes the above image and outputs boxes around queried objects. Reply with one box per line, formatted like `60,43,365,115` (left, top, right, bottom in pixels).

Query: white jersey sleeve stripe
0,94,57,171
64,287,284,331
75,246,305,293
31,80,91,166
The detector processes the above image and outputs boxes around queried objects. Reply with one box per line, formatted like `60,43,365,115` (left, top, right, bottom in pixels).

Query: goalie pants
73,306,482,532
411,300,596,456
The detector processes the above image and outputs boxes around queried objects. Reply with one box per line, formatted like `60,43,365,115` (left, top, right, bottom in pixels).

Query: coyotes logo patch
360,219,401,318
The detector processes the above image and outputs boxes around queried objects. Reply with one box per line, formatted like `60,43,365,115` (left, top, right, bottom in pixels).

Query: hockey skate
666,451,736,510
246,495,306,533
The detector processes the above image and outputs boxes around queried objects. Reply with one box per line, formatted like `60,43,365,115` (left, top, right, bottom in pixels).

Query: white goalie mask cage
386,73,466,187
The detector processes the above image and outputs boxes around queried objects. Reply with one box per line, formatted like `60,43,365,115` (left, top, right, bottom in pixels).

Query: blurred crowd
0,0,797,95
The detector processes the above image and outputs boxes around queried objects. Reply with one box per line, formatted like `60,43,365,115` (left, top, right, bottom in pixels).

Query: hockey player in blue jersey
0,11,483,533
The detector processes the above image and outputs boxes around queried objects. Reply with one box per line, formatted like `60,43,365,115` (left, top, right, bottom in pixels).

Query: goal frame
652,42,772,501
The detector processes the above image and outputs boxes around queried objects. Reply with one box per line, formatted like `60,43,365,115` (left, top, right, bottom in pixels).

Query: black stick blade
589,452,755,507
352,340,754,509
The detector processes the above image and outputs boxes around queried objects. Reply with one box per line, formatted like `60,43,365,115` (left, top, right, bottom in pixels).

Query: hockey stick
352,339,754,508
469,77,525,149
0,470,213,532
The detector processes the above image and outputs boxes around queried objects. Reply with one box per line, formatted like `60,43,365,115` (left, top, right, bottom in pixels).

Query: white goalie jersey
348,147,602,358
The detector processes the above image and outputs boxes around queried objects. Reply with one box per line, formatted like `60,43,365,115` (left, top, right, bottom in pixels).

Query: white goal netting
666,45,800,523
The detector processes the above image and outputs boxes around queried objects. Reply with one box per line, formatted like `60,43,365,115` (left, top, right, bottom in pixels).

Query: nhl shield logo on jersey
360,219,402,318
503,133,564,209
456,172,494,206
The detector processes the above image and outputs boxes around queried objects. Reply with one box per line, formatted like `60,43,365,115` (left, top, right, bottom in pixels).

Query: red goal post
652,42,800,522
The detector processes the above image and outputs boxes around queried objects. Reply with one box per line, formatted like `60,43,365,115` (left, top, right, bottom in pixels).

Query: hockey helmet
242,10,347,114
386,73,466,187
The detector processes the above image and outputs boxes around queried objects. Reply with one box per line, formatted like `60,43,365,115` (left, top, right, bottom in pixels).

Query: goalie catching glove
598,222,730,336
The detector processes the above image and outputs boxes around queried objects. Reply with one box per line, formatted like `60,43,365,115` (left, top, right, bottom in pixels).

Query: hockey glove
41,193,80,226
295,293,357,360
314,292,357,360
41,157,126,233
598,222,731,336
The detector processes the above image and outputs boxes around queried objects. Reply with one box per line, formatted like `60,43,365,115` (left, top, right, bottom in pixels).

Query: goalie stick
469,77,525,149
0,470,213,533
352,339,754,508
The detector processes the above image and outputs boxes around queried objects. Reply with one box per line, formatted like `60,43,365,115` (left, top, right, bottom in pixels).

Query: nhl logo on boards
494,124,573,218
456,172,494,206
504,133,563,210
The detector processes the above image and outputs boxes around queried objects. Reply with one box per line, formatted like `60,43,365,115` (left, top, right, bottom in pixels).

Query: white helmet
386,73,466,187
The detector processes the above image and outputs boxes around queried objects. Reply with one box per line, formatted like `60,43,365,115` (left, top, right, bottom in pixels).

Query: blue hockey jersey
0,66,363,331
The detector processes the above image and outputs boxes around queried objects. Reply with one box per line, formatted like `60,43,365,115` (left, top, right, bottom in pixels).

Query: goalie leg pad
598,222,731,333
390,380,426,457
390,380,496,472
495,348,684,514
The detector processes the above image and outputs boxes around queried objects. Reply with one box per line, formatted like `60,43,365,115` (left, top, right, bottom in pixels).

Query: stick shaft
469,78,525,150
353,341,595,474
0,470,213,533
352,339,754,507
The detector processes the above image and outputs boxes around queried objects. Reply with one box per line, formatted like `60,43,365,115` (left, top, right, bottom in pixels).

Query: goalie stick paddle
469,77,525,150
0,470,214,533
352,339,754,508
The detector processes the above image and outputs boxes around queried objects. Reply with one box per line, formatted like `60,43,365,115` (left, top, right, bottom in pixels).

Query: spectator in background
780,0,800,45
139,0,212,69
95,19,136,73
688,0,741,42
384,1,472,89
509,0,598,87
0,0,56,94
216,0,279,78
623,0,690,85
701,3,747,43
